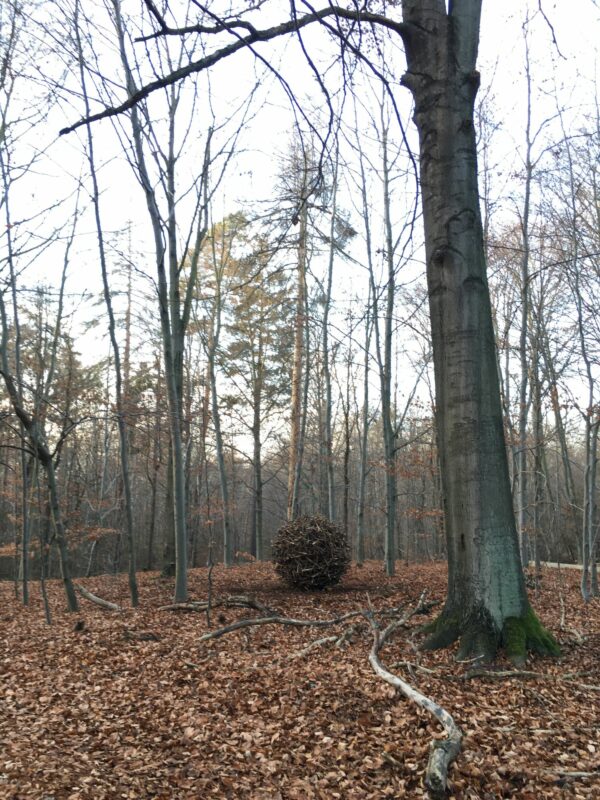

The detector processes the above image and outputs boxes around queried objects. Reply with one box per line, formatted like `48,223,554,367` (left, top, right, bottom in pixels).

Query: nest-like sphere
272,514,350,590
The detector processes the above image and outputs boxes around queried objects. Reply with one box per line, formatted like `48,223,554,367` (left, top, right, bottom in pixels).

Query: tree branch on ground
74,583,122,611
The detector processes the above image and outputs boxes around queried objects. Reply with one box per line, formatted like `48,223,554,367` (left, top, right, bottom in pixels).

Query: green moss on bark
420,611,460,650
421,605,560,665
502,608,560,667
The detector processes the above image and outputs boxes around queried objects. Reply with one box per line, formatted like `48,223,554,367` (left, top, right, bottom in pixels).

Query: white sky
2,0,599,414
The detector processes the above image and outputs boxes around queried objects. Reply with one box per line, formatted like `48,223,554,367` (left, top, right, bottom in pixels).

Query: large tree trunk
399,0,557,663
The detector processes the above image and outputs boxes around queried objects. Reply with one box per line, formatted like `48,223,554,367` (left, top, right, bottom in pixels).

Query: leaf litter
0,562,599,799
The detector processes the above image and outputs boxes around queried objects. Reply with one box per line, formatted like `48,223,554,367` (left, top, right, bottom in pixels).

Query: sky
3,0,600,396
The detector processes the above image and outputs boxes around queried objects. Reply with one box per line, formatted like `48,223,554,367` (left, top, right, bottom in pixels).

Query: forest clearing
1,561,598,800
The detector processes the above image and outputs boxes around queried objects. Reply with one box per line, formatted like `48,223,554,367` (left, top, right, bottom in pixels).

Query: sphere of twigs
272,515,350,590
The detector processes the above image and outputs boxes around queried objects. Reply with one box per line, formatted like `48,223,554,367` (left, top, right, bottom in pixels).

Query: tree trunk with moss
399,0,558,664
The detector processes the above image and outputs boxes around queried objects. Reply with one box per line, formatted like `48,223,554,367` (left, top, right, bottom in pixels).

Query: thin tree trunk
381,119,397,577
76,5,138,605
292,290,311,518
342,341,352,536
356,301,371,565
1,121,30,605
112,0,212,601
517,36,534,568
207,308,234,566
252,347,264,560
322,152,339,520
287,180,308,521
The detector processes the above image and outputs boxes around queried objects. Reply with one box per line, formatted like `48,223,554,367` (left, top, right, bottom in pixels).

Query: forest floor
1,561,599,800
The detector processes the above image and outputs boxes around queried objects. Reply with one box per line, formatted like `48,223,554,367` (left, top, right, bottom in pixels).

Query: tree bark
75,4,139,605
399,0,557,662
252,348,264,560
287,176,309,521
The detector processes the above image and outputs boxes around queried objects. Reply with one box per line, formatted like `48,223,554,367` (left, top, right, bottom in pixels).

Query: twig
74,583,121,611
290,635,339,659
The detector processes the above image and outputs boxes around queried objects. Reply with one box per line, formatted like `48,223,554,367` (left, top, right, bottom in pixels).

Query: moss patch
420,611,460,650
422,605,561,665
502,608,561,667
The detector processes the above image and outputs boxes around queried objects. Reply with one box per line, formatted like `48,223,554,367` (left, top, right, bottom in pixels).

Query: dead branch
464,668,543,680
74,583,122,611
197,597,424,644
123,629,160,642
159,595,278,615
464,668,600,692
336,622,361,648
198,609,364,642
546,768,600,782
364,604,462,800
392,660,442,677
290,635,339,659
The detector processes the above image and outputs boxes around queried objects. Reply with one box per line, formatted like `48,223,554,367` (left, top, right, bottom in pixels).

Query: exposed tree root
502,608,561,665
464,667,600,692
421,604,560,666
74,583,122,611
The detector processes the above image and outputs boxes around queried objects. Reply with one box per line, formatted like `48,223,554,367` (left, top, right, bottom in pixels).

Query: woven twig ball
272,515,350,590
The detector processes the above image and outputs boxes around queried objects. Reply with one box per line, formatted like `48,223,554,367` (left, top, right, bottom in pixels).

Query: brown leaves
0,562,599,798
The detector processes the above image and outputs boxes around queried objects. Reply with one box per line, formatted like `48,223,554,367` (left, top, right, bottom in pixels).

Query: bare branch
74,583,122,611
60,7,407,134
364,605,462,799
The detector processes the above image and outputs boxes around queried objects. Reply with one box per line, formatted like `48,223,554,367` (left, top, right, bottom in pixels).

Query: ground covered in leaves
1,562,599,799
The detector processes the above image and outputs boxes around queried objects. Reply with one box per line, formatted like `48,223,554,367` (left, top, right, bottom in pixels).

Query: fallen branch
198,609,365,642
392,660,442,677
290,635,339,659
464,668,600,692
364,601,462,800
552,769,600,778
159,595,278,616
197,598,427,644
464,668,543,681
74,583,122,611
123,629,160,642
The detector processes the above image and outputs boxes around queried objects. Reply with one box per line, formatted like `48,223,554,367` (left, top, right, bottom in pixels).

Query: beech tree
60,0,560,661
397,1,558,662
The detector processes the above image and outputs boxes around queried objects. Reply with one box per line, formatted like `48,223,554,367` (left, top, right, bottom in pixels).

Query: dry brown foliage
0,562,599,799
